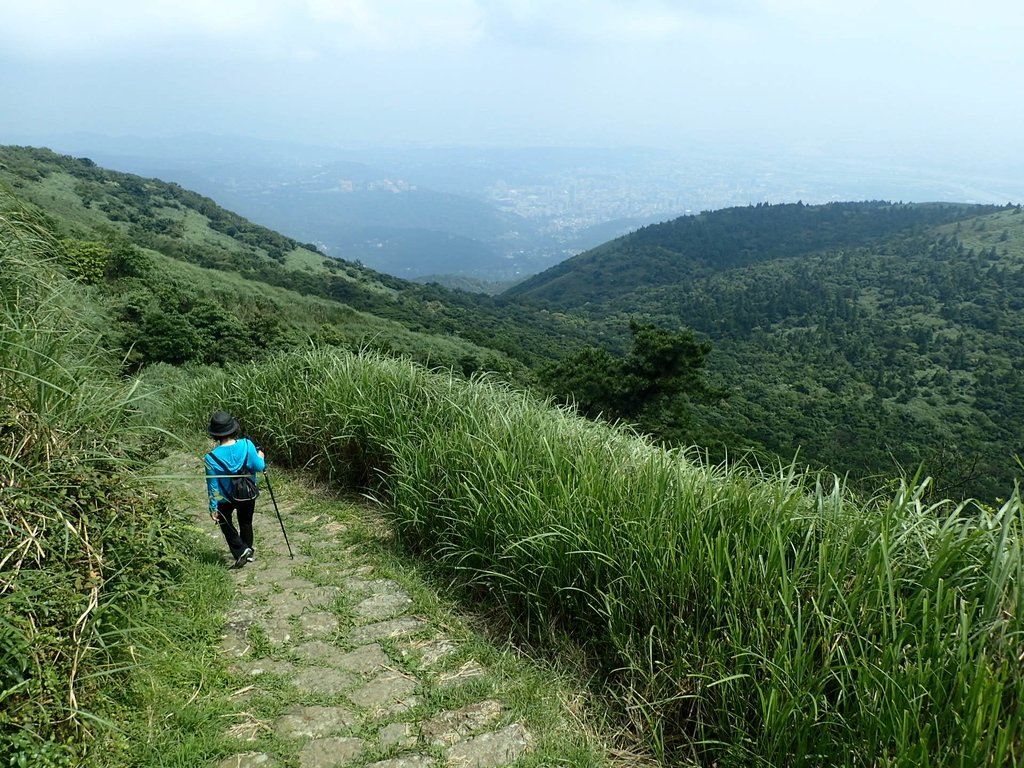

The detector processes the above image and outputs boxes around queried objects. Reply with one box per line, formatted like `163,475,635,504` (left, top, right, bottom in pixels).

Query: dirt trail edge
182,460,616,768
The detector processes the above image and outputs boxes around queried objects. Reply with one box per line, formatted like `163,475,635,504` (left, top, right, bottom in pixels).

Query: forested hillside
504,201,1001,307
503,201,1024,500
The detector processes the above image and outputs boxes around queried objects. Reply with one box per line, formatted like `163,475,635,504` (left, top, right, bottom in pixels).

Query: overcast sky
1,0,1022,171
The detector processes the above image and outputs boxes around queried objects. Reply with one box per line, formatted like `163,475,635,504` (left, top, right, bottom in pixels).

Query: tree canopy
541,319,725,444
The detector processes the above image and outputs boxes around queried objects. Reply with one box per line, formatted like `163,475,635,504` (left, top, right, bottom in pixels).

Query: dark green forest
505,201,1024,500
3,145,1022,501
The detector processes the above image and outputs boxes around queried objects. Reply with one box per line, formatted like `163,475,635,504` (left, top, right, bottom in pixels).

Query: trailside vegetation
163,347,1023,767
540,319,727,447
0,190,193,766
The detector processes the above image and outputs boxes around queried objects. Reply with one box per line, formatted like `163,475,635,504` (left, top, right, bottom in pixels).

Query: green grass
162,347,1024,766
92,533,238,768
90,463,613,767
0,187,198,765
284,245,329,271
942,208,1024,261
6,150,1023,766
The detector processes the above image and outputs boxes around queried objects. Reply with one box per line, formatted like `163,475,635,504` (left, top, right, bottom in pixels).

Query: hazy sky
1,0,1022,170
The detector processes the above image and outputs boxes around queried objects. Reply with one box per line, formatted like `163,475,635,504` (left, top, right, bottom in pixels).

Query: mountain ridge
503,200,1002,309
4,143,1023,500
499,199,1023,499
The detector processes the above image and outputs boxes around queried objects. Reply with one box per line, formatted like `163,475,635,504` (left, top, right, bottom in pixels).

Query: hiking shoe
245,549,256,562
235,548,253,568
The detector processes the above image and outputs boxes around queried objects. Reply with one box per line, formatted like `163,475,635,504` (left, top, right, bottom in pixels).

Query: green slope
8,144,1021,499
0,145,587,375
502,201,1024,500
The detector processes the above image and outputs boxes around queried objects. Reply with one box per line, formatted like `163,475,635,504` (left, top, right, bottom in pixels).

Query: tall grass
1,189,190,765
164,346,1022,766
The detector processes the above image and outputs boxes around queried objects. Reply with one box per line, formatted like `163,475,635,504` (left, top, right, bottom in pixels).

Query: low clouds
0,1,749,57
0,0,488,58
0,0,277,58
306,0,484,50
0,0,1021,167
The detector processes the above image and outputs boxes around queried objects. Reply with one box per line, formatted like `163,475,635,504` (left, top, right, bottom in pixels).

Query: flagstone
445,723,531,768
348,616,426,645
297,736,365,768
273,705,358,738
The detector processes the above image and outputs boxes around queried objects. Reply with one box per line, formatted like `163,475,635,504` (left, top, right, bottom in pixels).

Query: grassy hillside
0,145,588,375
0,188,195,766
6,145,1022,499
502,201,1024,500
5,156,1023,767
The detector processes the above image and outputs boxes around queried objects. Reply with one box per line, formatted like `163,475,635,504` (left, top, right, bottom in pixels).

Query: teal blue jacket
204,438,266,514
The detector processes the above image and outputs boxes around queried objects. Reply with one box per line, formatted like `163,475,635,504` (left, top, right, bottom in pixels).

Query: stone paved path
195,471,609,768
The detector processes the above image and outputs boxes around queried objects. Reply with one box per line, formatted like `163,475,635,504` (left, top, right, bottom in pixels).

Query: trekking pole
262,470,293,559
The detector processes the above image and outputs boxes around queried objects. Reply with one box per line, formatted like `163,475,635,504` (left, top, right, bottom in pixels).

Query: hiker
204,410,266,568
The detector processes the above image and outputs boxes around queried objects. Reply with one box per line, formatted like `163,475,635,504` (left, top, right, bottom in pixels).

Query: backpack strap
207,450,233,476
207,444,250,476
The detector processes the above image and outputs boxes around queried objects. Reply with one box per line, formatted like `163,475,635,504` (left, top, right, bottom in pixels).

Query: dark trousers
216,499,255,559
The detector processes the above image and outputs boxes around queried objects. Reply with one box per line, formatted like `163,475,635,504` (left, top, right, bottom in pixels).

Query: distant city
18,133,1023,286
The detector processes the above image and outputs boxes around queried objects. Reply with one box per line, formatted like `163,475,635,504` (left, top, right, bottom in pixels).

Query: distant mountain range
3,142,1022,500
12,133,1023,284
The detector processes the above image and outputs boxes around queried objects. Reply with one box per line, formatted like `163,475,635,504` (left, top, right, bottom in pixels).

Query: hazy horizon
2,1,1022,182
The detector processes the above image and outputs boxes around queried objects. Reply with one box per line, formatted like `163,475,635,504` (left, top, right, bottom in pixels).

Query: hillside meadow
0,145,591,372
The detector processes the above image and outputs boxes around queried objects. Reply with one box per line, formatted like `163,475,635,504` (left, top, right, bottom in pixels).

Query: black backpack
207,449,260,503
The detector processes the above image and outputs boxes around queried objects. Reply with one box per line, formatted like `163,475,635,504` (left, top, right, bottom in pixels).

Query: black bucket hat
207,410,239,438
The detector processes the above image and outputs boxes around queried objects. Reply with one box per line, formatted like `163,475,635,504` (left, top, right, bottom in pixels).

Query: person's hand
210,511,220,523
257,450,265,459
